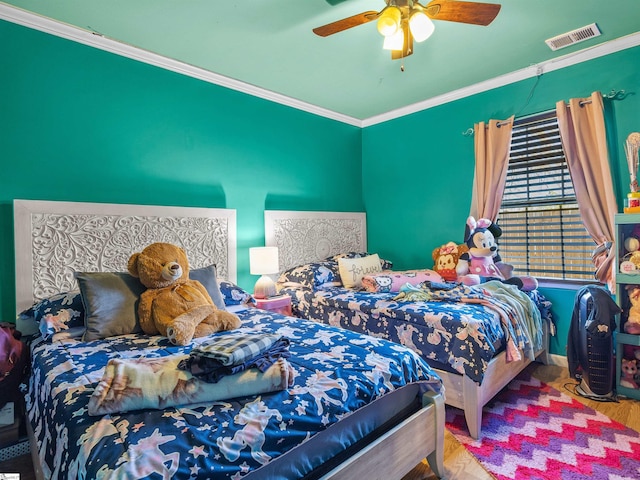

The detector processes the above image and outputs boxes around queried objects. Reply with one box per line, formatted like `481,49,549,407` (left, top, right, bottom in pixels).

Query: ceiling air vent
545,23,601,51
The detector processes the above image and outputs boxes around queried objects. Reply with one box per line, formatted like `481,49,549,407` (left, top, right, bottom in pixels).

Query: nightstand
252,295,292,316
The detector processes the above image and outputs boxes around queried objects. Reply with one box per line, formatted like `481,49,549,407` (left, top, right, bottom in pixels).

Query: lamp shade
249,247,279,275
377,6,402,37
409,11,435,42
383,27,405,50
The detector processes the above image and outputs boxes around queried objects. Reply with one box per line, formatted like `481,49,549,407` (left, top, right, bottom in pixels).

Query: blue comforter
26,307,442,479
280,281,550,384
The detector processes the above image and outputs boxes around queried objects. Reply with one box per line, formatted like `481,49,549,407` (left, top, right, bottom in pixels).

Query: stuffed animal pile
620,226,640,274
454,216,538,291
128,242,241,345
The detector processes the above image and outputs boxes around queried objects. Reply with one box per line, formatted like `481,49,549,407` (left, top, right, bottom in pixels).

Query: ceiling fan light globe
383,27,404,50
409,11,435,42
377,6,402,37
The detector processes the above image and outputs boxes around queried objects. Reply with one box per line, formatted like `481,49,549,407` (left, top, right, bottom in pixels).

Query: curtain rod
462,88,626,136
578,88,627,106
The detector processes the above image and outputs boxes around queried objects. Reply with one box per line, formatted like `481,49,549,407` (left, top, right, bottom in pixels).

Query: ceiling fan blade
313,11,379,37
424,1,501,26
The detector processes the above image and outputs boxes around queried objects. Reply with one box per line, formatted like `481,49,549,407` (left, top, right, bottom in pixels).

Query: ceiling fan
313,0,501,60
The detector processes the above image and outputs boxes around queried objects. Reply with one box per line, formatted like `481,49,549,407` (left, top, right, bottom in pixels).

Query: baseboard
547,353,568,368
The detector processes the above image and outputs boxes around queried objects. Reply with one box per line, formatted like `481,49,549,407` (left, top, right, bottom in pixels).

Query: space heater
571,287,619,400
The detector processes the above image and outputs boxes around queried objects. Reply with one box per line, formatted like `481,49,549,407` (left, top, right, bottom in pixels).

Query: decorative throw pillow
189,264,227,310
338,254,383,289
327,252,394,271
361,269,444,293
75,272,146,342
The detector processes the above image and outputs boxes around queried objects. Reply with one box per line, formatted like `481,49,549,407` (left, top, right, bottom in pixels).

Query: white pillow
338,254,383,289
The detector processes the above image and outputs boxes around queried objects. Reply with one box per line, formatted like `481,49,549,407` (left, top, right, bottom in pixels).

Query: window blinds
498,111,595,280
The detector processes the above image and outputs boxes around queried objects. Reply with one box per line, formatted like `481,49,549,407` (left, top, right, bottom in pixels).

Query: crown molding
1,2,638,129
362,31,640,127
0,2,363,127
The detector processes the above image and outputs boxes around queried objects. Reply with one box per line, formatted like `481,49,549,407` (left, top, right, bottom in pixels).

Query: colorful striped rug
446,369,640,480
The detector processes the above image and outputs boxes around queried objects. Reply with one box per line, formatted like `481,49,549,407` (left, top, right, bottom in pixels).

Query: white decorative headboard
264,210,366,272
14,200,236,332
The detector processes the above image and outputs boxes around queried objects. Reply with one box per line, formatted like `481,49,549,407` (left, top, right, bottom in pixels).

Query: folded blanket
189,332,287,366
88,355,294,416
180,337,291,383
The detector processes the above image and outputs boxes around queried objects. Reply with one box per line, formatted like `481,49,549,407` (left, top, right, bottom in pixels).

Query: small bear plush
128,242,241,345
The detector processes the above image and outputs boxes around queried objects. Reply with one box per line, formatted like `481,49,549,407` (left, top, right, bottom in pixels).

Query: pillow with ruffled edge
219,280,253,306
17,291,86,341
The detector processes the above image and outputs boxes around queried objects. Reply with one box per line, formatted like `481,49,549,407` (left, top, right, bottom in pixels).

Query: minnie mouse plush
456,216,538,291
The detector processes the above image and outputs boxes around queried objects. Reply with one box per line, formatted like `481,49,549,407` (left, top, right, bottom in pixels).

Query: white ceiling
2,0,639,126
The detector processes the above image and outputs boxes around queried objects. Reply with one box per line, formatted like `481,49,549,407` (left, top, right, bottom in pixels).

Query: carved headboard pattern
14,200,237,316
264,210,366,272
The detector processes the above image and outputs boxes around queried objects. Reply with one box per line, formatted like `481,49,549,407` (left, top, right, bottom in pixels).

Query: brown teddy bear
128,242,241,345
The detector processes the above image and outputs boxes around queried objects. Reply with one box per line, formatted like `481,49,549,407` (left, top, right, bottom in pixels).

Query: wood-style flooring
1,363,638,480
403,363,640,480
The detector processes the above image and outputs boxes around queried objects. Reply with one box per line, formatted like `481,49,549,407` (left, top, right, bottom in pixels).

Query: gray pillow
189,264,227,310
75,265,226,341
75,272,146,342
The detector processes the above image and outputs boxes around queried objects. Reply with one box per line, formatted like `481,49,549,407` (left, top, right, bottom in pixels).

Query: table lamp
249,246,279,299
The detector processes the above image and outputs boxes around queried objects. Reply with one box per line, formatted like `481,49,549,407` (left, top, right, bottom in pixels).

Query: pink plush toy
620,358,639,389
456,216,538,291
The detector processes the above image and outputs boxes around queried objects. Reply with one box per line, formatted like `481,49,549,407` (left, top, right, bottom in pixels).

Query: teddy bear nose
161,261,183,281
490,246,497,251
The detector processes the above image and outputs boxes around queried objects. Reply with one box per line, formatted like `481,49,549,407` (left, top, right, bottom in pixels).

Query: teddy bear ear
128,253,141,277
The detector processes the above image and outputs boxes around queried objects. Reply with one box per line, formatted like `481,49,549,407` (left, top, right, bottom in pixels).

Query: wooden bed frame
14,200,444,479
265,209,550,439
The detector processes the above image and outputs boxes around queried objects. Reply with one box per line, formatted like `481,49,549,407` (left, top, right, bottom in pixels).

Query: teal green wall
0,20,363,321
363,45,640,356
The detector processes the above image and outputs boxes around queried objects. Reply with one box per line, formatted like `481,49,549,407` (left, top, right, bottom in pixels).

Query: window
497,110,595,281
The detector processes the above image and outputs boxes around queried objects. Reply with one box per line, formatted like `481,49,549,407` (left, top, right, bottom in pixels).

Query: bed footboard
438,331,549,439
319,391,445,480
